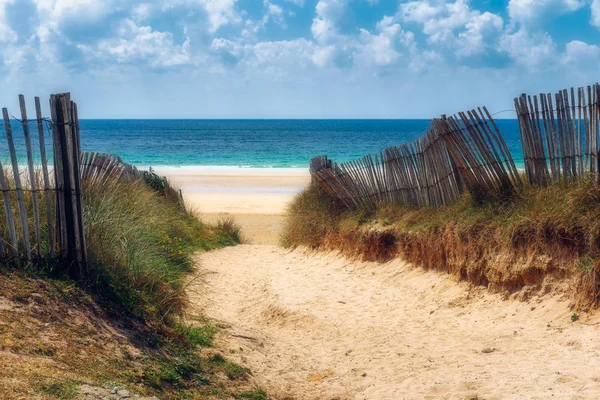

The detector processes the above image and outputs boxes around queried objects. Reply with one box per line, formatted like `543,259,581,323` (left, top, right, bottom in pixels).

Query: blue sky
0,0,599,118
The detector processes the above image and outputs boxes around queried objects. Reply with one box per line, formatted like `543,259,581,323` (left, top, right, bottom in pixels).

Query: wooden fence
80,151,186,211
81,152,144,185
0,93,86,276
515,83,600,185
311,107,520,209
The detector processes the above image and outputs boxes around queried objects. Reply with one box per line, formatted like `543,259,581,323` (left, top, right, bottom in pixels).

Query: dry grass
0,170,259,399
0,170,242,323
0,270,266,400
82,177,238,323
283,180,600,309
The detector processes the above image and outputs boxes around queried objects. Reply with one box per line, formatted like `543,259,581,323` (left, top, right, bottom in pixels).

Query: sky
0,0,599,118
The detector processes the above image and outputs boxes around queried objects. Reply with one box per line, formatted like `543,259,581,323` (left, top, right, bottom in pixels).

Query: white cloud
210,36,317,75
0,0,17,44
312,44,336,67
34,0,109,20
264,0,286,28
356,16,402,66
95,19,191,67
562,40,600,65
457,11,503,57
400,0,503,57
166,0,241,33
311,0,348,42
507,0,585,26
200,0,240,33
592,0,600,28
132,3,153,21
401,0,442,23
499,28,556,69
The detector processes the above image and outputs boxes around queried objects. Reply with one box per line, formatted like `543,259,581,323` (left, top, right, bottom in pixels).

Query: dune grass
0,169,262,399
283,180,600,309
83,177,241,323
0,167,242,323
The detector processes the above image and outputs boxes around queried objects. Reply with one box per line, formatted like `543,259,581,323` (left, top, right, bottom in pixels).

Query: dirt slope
190,244,600,400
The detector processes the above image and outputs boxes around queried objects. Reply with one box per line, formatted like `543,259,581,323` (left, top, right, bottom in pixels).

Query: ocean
1,119,524,169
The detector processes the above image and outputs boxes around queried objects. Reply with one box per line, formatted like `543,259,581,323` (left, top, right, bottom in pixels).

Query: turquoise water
0,119,524,168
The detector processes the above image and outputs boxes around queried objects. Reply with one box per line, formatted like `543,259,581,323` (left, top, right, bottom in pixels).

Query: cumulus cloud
94,19,191,67
0,0,17,44
0,0,597,117
311,0,348,43
499,28,556,69
507,0,585,26
592,0,600,28
400,0,504,58
356,16,402,66
562,40,600,66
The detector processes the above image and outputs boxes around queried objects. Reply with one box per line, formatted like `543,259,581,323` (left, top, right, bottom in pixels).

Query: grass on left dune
0,169,269,399
83,175,241,323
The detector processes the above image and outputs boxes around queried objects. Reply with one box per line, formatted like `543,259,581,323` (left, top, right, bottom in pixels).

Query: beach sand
161,166,600,399
155,167,310,244
191,245,600,400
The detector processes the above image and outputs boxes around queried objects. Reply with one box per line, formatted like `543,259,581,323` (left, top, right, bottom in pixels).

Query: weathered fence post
50,93,87,278
3,108,32,263
19,95,42,261
35,97,55,256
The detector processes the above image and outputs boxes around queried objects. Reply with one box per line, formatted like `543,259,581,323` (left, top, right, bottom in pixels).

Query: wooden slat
35,97,55,256
0,159,19,262
19,95,42,260
3,107,32,262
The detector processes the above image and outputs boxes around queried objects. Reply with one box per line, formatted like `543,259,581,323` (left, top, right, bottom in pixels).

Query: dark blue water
0,119,524,168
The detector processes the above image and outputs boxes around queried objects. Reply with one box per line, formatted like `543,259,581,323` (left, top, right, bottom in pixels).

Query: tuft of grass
281,184,345,248
175,323,218,347
284,180,600,309
571,313,580,322
214,215,243,246
39,381,78,399
237,389,269,400
209,353,252,380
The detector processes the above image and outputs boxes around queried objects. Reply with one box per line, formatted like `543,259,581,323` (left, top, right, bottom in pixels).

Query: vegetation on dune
0,171,266,399
283,180,600,309
83,177,240,323
0,270,262,400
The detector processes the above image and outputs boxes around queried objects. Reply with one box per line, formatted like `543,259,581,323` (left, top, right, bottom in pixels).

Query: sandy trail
190,245,600,400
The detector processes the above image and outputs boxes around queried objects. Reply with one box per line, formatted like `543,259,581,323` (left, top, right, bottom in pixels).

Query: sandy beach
155,167,311,244
191,245,600,400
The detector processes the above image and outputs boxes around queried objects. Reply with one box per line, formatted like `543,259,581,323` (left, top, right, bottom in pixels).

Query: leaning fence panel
311,106,519,210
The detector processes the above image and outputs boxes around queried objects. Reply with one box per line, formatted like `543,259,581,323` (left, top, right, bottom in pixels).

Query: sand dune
190,245,600,400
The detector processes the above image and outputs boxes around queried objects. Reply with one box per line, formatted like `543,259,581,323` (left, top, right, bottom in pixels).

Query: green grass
175,323,218,347
83,177,241,323
209,353,252,380
0,169,261,399
237,390,269,400
39,381,78,399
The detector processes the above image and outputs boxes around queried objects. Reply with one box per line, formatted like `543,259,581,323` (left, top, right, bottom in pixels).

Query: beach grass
0,170,264,399
83,177,242,323
283,180,600,309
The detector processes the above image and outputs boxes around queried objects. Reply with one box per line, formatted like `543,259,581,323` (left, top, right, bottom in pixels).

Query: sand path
190,245,600,400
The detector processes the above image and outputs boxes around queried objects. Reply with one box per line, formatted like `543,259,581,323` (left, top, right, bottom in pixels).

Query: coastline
154,166,311,245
